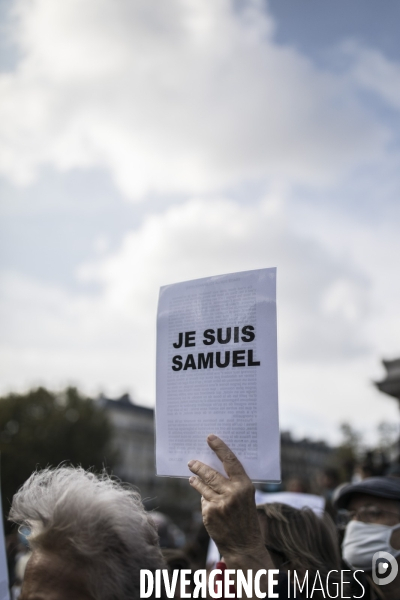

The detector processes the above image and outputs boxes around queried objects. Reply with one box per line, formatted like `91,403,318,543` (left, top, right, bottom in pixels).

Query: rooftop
375,358,400,400
97,393,154,415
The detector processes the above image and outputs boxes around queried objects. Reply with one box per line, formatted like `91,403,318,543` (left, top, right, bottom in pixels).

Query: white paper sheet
255,490,325,516
155,268,280,482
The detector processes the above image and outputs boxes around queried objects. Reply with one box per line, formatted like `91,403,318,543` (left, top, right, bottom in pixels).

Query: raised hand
188,434,271,569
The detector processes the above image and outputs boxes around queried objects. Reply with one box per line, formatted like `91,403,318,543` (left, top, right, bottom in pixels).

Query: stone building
375,358,400,403
99,359,400,515
375,358,400,461
98,394,199,527
100,394,334,522
280,431,333,486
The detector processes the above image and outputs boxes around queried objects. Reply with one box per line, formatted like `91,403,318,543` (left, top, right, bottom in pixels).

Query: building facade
280,430,334,485
100,394,334,521
375,358,400,403
99,394,200,527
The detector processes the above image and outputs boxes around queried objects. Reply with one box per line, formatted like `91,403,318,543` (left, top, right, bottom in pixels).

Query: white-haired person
9,467,166,600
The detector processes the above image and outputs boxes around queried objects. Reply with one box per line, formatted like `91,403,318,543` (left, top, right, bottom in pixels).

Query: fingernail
208,434,217,441
189,476,195,484
188,460,195,468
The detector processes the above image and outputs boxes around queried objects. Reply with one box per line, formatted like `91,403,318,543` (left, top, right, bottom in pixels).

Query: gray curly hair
9,467,165,599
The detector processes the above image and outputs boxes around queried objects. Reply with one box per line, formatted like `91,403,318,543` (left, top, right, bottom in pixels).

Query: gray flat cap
334,476,400,509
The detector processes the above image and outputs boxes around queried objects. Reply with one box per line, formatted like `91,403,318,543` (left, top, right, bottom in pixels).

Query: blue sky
1,0,400,444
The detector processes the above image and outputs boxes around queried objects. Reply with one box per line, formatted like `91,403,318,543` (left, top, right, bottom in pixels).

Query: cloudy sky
1,0,400,444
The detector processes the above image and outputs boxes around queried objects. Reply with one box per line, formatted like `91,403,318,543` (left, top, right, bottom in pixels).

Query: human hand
188,434,268,565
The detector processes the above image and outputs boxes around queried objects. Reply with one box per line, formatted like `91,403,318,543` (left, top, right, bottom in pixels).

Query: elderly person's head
9,467,165,600
334,476,400,599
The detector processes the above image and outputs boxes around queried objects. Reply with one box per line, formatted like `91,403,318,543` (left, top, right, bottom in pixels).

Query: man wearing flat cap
335,476,400,600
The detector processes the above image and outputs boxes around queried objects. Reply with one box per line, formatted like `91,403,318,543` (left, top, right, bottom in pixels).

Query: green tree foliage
377,421,399,452
332,422,363,482
0,387,117,529
332,422,399,482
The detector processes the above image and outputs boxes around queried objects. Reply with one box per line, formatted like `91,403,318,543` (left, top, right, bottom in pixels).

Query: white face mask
342,520,400,570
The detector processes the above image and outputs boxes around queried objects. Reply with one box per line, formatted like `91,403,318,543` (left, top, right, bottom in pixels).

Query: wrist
221,544,272,571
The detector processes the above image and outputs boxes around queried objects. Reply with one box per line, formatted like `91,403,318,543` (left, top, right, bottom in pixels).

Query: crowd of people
6,434,400,599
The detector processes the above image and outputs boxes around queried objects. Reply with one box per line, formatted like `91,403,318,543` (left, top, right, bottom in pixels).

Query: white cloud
1,0,399,444
0,0,389,198
291,202,400,361
2,196,393,442
343,41,400,111
78,197,372,360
